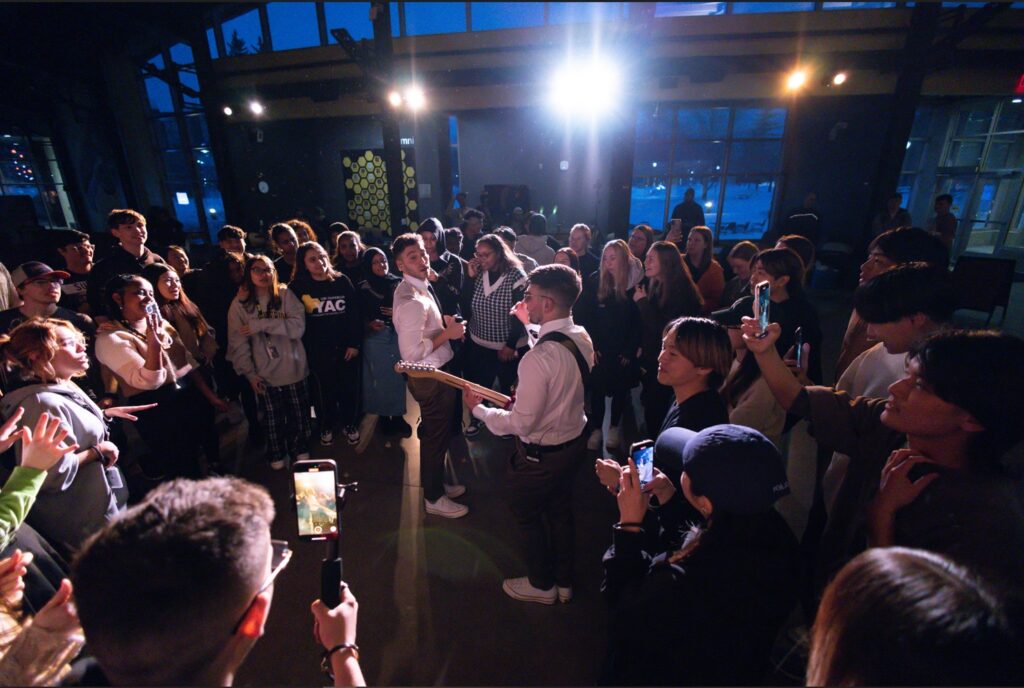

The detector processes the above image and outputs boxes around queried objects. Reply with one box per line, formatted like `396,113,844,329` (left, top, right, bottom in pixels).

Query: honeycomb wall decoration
342,148,420,234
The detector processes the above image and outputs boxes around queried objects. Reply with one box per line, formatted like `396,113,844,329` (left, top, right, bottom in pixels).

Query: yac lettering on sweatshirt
301,294,348,316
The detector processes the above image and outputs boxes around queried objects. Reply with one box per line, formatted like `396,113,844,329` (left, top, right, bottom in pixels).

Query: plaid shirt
468,267,527,349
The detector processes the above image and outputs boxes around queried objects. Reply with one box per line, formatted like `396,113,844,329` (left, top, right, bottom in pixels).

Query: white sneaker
587,429,603,451
424,495,468,518
270,459,286,471
444,483,466,499
606,426,623,450
502,577,557,605
557,586,573,603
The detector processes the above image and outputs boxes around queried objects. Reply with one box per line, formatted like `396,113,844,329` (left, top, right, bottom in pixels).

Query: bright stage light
405,86,426,111
249,101,265,115
548,56,622,119
388,90,403,107
786,70,808,91
222,106,234,116
832,72,848,86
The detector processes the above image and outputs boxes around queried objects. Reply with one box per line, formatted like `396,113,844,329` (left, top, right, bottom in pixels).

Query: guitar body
395,361,513,408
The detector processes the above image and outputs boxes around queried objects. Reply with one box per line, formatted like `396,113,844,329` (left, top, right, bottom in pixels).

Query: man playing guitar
463,264,594,604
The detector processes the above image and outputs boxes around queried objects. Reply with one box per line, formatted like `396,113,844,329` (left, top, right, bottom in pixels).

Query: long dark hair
721,350,760,408
475,234,523,275
292,241,340,287
753,247,805,299
648,241,703,313
142,263,211,340
808,547,1022,686
686,226,715,273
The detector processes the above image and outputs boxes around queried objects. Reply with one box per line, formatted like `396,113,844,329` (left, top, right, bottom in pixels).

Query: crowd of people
0,195,1020,686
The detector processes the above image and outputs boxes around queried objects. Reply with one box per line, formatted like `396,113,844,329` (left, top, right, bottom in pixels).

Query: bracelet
320,643,359,679
613,522,644,531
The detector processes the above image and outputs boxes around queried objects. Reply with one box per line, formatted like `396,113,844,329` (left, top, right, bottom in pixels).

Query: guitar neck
432,370,511,407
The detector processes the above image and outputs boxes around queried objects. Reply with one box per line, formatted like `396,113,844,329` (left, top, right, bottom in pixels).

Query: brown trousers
407,377,456,502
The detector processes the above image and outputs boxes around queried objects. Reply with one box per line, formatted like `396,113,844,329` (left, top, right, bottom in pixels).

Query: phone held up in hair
753,280,771,338
794,326,804,369
630,440,655,489
293,459,339,541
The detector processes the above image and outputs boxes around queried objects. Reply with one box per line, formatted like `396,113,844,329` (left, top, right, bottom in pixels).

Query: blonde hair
0,317,84,383
598,239,633,303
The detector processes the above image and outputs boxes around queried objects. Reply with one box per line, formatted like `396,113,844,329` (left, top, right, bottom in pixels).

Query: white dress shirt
393,274,453,369
473,316,594,445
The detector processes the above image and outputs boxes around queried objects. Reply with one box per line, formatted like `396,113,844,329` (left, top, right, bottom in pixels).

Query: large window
267,2,321,51
904,98,1024,258
140,43,224,241
630,105,787,241
0,130,77,228
209,1,915,56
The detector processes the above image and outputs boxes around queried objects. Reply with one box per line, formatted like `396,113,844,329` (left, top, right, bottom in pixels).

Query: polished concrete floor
231,404,619,686
224,283,1024,686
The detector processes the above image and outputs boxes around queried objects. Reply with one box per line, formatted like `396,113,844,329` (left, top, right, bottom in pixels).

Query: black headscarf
360,247,399,294
418,217,448,260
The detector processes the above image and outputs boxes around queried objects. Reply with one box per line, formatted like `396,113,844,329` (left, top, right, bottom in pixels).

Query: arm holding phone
312,583,365,687
739,318,804,412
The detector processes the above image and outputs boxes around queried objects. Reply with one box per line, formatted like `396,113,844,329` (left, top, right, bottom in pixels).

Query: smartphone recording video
631,440,655,489
754,280,771,337
293,460,339,541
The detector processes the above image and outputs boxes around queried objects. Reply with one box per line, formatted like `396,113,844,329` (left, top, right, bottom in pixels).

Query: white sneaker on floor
557,586,573,603
444,483,466,499
587,429,603,451
606,426,623,450
502,577,557,605
344,425,360,445
270,459,287,471
424,495,468,518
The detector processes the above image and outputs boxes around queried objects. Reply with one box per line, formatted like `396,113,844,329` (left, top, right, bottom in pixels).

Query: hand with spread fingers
21,411,80,472
868,448,940,547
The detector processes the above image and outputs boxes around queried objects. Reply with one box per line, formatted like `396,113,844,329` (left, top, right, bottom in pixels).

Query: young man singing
392,233,469,519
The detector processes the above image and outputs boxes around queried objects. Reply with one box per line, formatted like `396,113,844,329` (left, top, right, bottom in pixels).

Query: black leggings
465,340,519,395
131,383,211,480
307,348,360,431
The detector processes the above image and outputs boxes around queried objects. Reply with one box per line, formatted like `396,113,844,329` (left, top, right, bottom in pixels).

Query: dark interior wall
219,113,444,234
455,107,616,237
777,95,896,250
0,92,129,247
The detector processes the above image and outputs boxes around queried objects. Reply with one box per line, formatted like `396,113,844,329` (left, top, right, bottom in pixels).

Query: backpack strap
537,331,591,391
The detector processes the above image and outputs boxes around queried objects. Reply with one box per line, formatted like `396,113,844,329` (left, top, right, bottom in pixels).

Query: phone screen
794,327,804,368
755,281,771,334
631,441,654,488
293,462,339,540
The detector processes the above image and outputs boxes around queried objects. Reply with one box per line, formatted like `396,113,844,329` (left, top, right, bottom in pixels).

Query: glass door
960,176,1023,255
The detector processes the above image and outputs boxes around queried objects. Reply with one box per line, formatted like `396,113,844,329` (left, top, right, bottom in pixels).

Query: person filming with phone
95,275,221,481
463,264,594,605
72,477,365,687
600,425,799,685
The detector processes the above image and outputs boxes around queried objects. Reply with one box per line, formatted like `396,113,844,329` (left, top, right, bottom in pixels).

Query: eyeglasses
474,251,495,260
232,539,292,634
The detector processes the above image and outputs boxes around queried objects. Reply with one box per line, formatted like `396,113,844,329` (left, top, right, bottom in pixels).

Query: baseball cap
710,295,754,328
11,261,70,288
654,424,789,515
